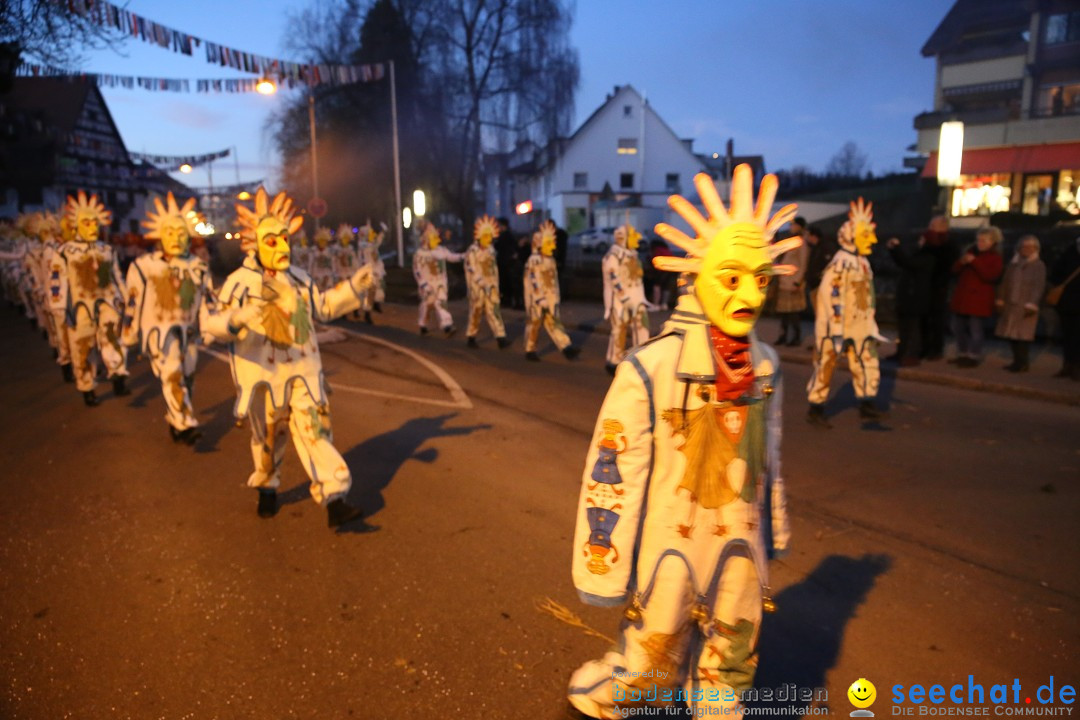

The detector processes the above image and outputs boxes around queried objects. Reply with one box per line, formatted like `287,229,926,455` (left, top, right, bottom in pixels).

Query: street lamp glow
255,77,277,95
237,190,251,201
179,163,193,174
412,189,426,217
402,207,412,229
515,200,533,215
937,121,964,187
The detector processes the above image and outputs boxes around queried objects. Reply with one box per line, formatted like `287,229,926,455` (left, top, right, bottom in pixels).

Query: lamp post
309,92,321,229
937,121,964,217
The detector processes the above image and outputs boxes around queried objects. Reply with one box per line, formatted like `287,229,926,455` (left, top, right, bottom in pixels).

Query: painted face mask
538,220,557,257
615,224,641,251
422,224,441,250
653,164,803,338
142,192,197,259
474,215,498,248
314,228,330,250
65,190,112,244
235,187,304,273
337,224,355,247
838,197,877,256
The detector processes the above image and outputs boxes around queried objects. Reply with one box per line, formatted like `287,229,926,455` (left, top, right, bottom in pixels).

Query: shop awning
921,141,1080,178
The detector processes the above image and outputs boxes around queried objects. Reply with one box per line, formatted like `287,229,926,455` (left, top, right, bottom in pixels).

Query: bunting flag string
129,149,230,168
16,63,313,93
56,0,386,88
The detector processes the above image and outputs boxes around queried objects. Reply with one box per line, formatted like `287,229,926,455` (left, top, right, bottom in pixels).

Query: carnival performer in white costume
291,229,312,275
357,220,387,324
309,227,336,292
122,192,216,445
332,223,360,283
49,191,129,406
464,215,509,349
17,212,63,356
412,222,462,336
567,166,798,719
603,223,652,374
202,188,371,527
524,220,579,361
806,197,883,427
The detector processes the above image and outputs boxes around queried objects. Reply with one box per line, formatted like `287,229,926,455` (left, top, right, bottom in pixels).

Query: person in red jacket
950,227,1003,367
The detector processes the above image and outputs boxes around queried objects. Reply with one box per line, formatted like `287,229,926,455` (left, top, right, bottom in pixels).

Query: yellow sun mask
314,227,331,250
840,198,877,256
474,215,498,248
615,223,642,251
65,191,112,244
235,187,303,272
538,220,557,257
654,165,802,337
337,224,355,247
142,192,197,259
422,223,441,250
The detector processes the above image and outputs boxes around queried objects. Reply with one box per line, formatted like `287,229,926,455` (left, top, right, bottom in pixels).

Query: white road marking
202,326,473,410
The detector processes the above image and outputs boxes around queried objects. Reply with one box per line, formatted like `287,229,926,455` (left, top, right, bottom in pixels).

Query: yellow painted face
76,211,100,243
694,222,773,337
627,226,642,251
541,234,556,257
427,231,441,249
256,217,290,271
339,233,353,247
478,230,493,248
159,217,191,258
315,233,328,250
854,221,877,256
60,216,76,243
848,679,876,709
299,234,309,248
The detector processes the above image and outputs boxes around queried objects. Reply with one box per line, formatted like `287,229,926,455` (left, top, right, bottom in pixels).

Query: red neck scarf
709,326,754,401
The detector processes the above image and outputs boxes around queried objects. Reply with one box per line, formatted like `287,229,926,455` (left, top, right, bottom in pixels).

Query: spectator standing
494,217,520,309
886,234,936,366
950,226,1004,367
994,235,1045,373
775,217,809,346
922,215,957,360
805,223,836,304
1048,237,1080,380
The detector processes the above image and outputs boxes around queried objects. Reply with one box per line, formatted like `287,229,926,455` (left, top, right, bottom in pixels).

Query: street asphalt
0,300,1076,719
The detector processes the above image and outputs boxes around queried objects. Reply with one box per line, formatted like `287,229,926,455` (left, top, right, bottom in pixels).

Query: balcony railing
913,107,1015,130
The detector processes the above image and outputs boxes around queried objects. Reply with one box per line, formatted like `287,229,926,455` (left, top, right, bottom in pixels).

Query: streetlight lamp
179,163,193,174
937,121,964,216
413,189,426,217
402,206,412,229
255,77,277,95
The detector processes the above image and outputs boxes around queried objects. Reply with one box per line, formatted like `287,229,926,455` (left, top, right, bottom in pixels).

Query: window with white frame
617,138,638,155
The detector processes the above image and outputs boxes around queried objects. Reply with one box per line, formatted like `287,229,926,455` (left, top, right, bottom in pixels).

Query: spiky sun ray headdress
314,226,333,246
652,165,802,276
838,197,874,251
142,192,197,239
533,219,556,251
421,221,440,246
235,187,303,253
64,190,112,228
336,223,355,243
474,214,498,241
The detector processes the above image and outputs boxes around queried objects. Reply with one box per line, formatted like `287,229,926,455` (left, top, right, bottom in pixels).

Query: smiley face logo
848,678,877,716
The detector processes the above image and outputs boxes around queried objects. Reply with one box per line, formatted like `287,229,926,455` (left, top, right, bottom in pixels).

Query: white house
496,85,718,234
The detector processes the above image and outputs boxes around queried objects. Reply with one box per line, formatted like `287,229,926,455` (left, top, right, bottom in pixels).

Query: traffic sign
307,197,328,218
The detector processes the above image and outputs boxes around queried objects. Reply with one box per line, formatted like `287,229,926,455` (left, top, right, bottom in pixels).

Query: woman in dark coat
950,227,1004,367
995,235,1046,372
887,235,936,366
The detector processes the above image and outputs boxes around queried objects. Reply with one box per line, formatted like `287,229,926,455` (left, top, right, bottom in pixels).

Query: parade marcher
309,226,336,291
567,166,797,719
201,188,372,527
122,192,216,445
51,213,77,382
412,222,462,337
50,191,130,406
333,223,362,321
291,228,312,274
773,217,809,347
602,223,651,374
995,235,1045,373
950,226,1003,368
806,198,884,427
19,213,64,356
464,215,510,348
357,220,387,324
524,220,579,361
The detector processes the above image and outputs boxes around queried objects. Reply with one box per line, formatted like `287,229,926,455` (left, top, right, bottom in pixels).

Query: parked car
569,227,615,254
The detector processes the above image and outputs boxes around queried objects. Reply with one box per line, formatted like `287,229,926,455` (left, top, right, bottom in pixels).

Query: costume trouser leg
568,552,762,718
543,309,571,350
418,294,452,329
468,294,506,338
846,339,880,399
52,311,72,366
807,339,839,405
150,335,198,431
247,382,351,506
525,312,542,352
96,303,128,379
607,306,649,363
70,310,99,392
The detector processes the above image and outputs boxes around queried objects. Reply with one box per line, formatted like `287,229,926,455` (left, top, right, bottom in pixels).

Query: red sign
307,197,328,218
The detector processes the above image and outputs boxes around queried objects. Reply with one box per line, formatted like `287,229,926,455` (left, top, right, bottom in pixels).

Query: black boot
859,400,883,421
257,489,278,519
806,403,830,428
496,336,511,349
83,390,98,407
364,311,373,325
327,498,363,528
373,302,382,313
419,326,428,335
525,351,540,362
443,325,457,338
466,336,479,348
61,364,74,383
605,362,617,376
51,348,58,360
562,345,581,360
112,376,130,397
169,426,203,446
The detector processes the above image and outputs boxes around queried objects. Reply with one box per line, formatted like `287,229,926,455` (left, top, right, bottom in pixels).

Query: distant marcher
994,235,1045,373
886,234,936,366
495,217,520,309
1048,236,1080,381
775,216,809,346
922,215,957,360
949,226,1004,368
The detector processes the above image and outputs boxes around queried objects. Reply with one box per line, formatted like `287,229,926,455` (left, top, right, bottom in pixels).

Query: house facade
914,0,1080,221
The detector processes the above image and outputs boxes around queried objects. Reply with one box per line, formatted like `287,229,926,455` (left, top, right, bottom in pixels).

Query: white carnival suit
412,245,462,330
603,244,651,365
48,240,129,392
292,245,313,275
123,251,216,431
464,242,506,339
204,255,368,505
309,246,336,291
332,243,360,284
807,249,880,403
568,292,789,719
524,251,571,352
359,238,387,312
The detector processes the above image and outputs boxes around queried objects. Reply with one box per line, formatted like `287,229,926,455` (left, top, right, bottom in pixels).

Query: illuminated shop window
949,173,1012,217
1055,169,1080,215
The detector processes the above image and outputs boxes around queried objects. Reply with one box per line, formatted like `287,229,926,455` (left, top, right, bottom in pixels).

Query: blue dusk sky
75,0,952,191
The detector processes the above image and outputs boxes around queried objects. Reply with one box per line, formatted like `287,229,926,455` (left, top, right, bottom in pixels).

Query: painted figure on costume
412,221,462,336
356,220,387,323
567,166,797,719
464,215,510,349
291,228,312,274
806,197,884,427
49,191,130,406
603,222,652,374
122,192,216,445
309,226,336,291
524,219,579,361
202,187,371,528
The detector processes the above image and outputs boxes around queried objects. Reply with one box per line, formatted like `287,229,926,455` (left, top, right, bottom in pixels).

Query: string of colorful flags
57,0,387,88
129,149,231,168
16,63,326,94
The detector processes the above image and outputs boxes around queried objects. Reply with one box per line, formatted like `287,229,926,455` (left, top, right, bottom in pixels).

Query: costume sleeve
46,248,68,312
201,275,241,343
108,247,127,302
121,261,144,346
197,272,218,335
523,259,536,310
571,360,654,607
765,368,790,558
819,260,844,347
601,252,615,319
312,274,366,321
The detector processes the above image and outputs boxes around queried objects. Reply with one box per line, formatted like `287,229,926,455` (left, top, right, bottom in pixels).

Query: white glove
228,302,262,333
349,265,373,292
